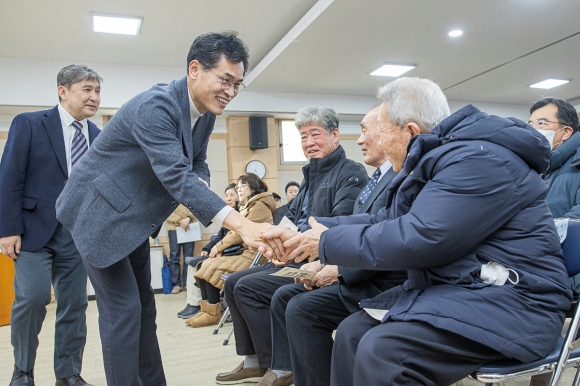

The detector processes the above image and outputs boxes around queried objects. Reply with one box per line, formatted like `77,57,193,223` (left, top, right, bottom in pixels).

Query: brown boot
185,300,207,326
188,301,222,328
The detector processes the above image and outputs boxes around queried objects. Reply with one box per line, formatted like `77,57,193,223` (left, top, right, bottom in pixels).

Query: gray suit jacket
56,77,227,268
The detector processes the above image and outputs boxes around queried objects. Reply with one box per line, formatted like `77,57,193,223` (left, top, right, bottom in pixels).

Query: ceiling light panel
529,79,570,89
92,14,143,35
448,30,463,37
370,64,416,77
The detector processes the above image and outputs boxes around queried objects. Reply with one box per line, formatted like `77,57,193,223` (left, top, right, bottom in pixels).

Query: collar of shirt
187,89,202,129
377,160,393,183
58,104,88,132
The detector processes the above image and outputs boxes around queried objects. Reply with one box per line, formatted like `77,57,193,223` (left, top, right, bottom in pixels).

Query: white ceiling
1,0,579,108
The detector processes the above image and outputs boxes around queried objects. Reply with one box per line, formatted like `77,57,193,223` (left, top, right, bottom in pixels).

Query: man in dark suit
263,107,404,386
0,64,102,386
56,33,272,386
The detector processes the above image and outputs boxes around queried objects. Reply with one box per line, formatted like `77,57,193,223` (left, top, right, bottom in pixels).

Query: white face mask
537,128,564,148
480,262,520,286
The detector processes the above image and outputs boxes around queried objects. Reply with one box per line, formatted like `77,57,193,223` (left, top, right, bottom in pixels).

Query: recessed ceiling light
448,30,463,37
529,79,570,89
370,64,416,77
92,13,143,35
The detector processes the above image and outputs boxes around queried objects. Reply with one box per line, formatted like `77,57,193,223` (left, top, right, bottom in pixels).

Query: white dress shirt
187,90,233,227
377,160,393,183
58,104,89,176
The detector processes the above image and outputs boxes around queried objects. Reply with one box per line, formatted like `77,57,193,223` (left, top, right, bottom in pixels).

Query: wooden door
0,253,15,326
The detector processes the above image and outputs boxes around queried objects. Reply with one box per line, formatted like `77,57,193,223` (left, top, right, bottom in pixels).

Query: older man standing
0,64,102,386
265,77,571,386
216,106,368,386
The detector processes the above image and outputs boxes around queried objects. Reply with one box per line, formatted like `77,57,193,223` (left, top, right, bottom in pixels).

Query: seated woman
178,183,239,320
188,173,275,327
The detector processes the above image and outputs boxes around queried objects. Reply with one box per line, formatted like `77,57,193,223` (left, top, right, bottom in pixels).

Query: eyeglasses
205,67,245,94
236,184,248,191
527,118,565,129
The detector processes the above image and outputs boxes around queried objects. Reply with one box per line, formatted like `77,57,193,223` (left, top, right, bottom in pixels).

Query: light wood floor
1,293,577,385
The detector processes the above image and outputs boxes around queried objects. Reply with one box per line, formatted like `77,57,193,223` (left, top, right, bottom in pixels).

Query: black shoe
179,305,201,318
177,304,192,317
185,255,208,267
9,366,34,386
55,374,92,386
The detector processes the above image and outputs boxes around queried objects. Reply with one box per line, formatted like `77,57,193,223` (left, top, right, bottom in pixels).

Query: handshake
254,217,328,265
238,216,340,290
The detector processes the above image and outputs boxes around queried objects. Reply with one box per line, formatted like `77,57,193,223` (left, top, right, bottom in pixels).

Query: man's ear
57,85,68,101
332,128,340,141
188,60,201,80
404,122,422,137
562,126,574,142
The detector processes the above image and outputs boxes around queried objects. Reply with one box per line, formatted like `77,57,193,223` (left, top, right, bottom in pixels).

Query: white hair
377,77,450,134
294,105,339,134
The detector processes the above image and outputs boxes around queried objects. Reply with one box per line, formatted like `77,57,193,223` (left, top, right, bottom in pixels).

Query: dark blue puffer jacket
318,105,572,362
545,131,580,218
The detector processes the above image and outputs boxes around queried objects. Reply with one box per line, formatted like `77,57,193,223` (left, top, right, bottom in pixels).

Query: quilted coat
318,105,572,362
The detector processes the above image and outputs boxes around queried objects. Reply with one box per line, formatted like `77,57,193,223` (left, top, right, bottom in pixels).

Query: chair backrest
561,219,580,277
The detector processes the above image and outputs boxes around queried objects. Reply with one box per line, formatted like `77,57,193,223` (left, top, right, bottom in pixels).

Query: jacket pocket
22,196,37,209
92,174,132,213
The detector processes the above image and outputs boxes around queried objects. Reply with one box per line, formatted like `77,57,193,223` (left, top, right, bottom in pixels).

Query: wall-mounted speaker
249,116,268,150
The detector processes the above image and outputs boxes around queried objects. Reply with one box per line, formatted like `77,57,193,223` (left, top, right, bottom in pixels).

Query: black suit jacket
336,166,407,313
0,106,100,251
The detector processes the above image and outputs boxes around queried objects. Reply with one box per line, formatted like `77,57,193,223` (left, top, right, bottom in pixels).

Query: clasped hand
258,217,328,264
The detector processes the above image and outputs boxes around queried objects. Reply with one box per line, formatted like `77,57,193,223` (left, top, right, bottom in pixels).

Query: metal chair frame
213,251,264,345
470,219,580,386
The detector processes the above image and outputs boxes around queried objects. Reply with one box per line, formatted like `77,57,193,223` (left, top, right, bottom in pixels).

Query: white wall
0,56,532,120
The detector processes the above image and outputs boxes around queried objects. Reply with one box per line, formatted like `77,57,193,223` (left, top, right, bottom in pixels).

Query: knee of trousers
285,296,319,326
224,274,238,301
233,275,260,304
14,289,52,311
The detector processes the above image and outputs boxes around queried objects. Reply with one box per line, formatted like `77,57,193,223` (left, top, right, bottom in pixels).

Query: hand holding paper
175,221,201,243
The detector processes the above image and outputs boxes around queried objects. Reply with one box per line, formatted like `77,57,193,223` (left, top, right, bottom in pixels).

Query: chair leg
223,326,234,345
213,307,230,334
572,366,580,386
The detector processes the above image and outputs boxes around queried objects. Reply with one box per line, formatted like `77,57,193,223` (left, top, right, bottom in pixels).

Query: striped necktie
71,120,88,168
358,168,381,207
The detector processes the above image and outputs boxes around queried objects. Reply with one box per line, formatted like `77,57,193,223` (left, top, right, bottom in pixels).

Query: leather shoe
9,366,34,386
55,374,92,386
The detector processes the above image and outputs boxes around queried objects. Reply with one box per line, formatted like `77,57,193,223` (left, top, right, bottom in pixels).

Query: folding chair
468,219,580,386
213,251,264,345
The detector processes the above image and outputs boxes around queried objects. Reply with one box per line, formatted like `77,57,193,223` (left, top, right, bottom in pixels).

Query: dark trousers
225,263,300,368
332,311,509,386
11,223,88,379
271,283,351,386
167,230,194,287
199,278,221,304
83,240,166,386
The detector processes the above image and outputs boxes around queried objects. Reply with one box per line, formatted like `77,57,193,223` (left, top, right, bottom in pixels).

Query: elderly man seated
263,77,572,386
216,105,368,386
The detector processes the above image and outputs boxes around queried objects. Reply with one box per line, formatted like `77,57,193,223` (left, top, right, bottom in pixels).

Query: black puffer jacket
287,145,367,229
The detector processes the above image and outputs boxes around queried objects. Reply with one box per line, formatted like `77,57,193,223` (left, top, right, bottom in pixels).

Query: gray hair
57,64,102,88
377,77,450,134
294,105,339,134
